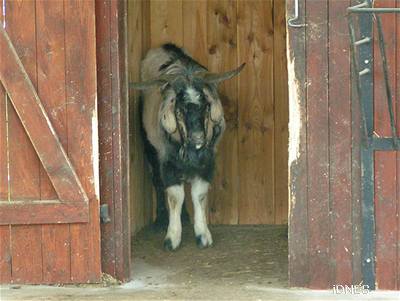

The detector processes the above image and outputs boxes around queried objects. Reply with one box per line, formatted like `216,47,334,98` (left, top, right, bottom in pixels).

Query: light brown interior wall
128,0,288,234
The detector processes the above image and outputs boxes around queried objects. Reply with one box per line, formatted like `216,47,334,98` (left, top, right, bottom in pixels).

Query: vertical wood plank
150,0,183,47
0,82,11,282
306,0,331,288
183,0,207,67
97,0,116,277
350,0,362,285
0,226,11,283
128,0,150,234
273,0,289,225
6,0,43,283
374,0,397,290
36,0,71,283
328,0,353,285
287,0,309,287
0,2,10,281
109,0,130,281
238,0,274,224
65,0,101,282
207,0,238,224
128,0,144,234
397,0,400,289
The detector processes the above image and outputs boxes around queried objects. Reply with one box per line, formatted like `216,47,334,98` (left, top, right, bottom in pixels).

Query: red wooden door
373,0,400,290
0,1,100,283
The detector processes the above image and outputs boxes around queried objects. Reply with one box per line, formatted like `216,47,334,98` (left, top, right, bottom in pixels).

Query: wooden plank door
373,0,400,290
0,0,100,284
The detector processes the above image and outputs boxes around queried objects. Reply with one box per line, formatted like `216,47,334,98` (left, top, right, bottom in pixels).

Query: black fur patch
196,235,206,249
162,43,208,71
161,142,215,188
163,238,174,251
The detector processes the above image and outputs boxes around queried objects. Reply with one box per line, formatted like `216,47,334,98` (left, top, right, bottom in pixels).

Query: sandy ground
1,225,399,301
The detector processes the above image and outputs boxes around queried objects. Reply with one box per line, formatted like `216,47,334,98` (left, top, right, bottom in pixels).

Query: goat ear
210,101,223,123
160,100,177,134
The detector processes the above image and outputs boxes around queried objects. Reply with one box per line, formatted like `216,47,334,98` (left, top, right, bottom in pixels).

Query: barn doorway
127,0,289,291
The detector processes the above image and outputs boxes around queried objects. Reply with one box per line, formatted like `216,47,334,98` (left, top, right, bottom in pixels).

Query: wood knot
209,44,217,55
220,14,230,26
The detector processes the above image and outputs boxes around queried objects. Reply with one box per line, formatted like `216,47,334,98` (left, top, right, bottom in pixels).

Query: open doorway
127,0,289,291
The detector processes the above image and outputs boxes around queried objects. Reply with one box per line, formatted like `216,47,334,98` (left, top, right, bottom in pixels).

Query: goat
131,43,244,251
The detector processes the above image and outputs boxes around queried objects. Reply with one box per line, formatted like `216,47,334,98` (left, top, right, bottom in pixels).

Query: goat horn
200,63,246,84
129,74,176,90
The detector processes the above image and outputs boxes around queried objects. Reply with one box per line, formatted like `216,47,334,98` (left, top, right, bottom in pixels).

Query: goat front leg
164,184,184,251
191,177,212,248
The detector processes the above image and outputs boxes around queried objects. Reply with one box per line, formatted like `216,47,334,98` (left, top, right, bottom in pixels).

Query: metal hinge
100,204,111,224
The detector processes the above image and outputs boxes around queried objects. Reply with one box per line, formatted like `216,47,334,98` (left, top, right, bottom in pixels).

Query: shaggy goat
131,44,244,250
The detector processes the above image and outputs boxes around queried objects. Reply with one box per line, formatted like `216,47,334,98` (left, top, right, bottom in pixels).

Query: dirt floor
1,225,400,300
132,225,289,289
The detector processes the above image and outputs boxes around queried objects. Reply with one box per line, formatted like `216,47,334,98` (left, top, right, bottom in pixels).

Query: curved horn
129,74,176,90
201,63,246,84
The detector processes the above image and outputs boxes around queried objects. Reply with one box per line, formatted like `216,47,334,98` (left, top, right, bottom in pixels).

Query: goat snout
189,132,205,149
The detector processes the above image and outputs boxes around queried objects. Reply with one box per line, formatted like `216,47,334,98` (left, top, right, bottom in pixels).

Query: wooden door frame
96,0,131,282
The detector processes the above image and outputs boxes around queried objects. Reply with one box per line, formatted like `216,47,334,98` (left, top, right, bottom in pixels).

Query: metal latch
100,204,111,224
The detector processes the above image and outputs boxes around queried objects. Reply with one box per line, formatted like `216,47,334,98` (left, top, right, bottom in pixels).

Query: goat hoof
163,238,180,251
196,234,213,249
163,238,174,251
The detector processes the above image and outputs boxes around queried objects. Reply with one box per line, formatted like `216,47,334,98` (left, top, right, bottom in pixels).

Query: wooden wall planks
273,0,289,225
127,0,154,235
207,0,239,225
128,0,289,231
237,0,275,224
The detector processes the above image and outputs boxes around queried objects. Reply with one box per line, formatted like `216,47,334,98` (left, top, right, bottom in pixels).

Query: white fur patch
186,87,201,104
191,178,212,246
166,185,185,249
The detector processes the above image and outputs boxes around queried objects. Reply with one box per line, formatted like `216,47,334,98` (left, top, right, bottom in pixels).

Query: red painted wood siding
288,0,400,289
0,0,100,284
96,0,131,282
288,0,361,289
374,0,399,290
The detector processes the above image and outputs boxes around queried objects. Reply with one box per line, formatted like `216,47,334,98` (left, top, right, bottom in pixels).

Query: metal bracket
100,204,111,224
288,0,306,28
